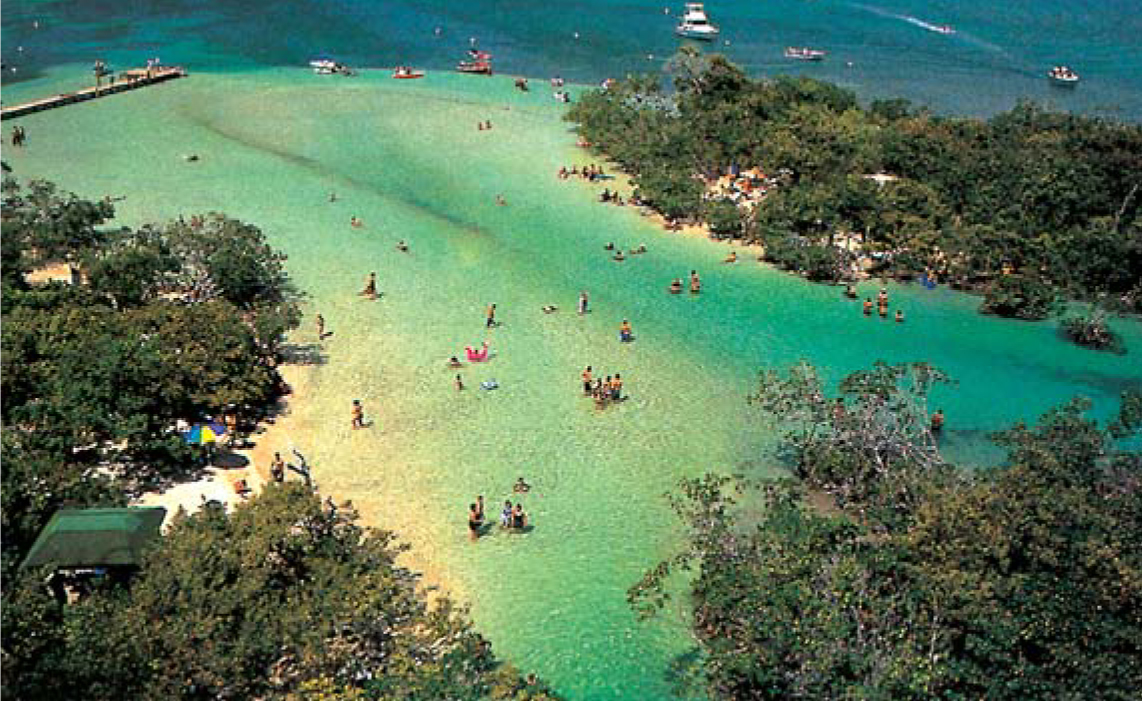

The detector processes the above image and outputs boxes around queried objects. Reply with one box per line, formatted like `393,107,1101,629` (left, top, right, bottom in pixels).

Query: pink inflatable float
465,342,490,362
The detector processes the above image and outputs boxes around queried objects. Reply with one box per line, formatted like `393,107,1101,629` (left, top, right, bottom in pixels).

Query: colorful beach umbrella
181,421,226,446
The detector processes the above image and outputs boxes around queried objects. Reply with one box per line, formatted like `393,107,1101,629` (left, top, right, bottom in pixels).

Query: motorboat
1047,65,1080,86
467,49,493,61
457,60,492,75
675,3,719,41
784,47,827,61
309,57,349,75
392,66,425,79
932,24,955,35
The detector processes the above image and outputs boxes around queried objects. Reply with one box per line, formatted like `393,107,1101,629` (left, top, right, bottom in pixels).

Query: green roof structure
20,507,167,570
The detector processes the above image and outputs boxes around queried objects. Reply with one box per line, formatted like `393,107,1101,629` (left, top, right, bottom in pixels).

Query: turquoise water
5,67,1140,698
4,0,1141,119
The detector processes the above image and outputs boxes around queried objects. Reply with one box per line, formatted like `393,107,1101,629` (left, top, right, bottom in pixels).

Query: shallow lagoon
5,68,1140,698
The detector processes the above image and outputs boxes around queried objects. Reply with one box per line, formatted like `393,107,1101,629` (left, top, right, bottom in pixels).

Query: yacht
1047,65,1079,86
784,47,826,61
309,57,350,75
675,3,719,41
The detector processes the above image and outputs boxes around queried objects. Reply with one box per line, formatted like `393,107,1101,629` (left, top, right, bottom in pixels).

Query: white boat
784,47,827,61
309,57,348,75
1048,65,1080,86
675,3,719,41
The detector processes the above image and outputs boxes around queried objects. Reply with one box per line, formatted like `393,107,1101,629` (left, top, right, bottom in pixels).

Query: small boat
309,57,349,75
784,47,826,61
457,60,492,75
1047,65,1080,86
392,66,425,79
675,3,719,41
932,24,955,35
467,49,493,61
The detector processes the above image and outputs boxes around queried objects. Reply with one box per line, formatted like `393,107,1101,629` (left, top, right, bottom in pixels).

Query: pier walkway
1,66,188,121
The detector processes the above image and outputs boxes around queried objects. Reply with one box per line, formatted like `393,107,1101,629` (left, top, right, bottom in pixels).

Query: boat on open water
1048,65,1080,86
675,3,719,41
784,47,826,61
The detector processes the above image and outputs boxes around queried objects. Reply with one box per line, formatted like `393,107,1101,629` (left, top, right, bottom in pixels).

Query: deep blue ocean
3,0,1141,119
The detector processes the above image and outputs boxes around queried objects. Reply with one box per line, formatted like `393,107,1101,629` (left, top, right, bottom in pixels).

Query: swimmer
513,477,531,493
449,356,463,367
613,250,625,262
455,374,464,390
895,309,905,323
669,278,683,293
578,291,589,314
351,216,363,228
328,192,338,202
931,409,945,432
542,305,558,313
723,250,737,264
863,298,873,315
495,194,506,206
604,242,615,251
690,270,701,293
582,365,593,395
845,284,857,299
878,304,888,318
396,240,409,252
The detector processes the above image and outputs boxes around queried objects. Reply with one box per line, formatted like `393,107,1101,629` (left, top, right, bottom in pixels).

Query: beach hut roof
20,507,166,570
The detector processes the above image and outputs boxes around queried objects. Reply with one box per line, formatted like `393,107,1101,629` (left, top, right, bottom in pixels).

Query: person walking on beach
270,452,286,483
578,291,589,314
582,365,593,395
351,399,365,430
316,313,325,340
486,303,497,328
362,272,377,300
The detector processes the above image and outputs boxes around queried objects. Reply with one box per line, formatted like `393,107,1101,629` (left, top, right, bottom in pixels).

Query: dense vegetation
567,49,1142,330
1,177,556,699
631,361,1142,699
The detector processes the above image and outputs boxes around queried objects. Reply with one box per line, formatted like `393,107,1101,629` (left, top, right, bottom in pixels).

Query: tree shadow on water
278,342,327,366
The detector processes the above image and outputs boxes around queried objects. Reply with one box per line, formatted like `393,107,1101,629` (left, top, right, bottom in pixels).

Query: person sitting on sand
514,477,531,493
669,278,683,293
620,319,633,342
361,272,378,299
723,250,737,264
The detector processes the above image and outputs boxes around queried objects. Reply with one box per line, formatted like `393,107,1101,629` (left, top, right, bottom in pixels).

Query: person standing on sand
316,313,325,339
500,500,513,527
270,452,286,482
486,303,497,328
351,399,365,429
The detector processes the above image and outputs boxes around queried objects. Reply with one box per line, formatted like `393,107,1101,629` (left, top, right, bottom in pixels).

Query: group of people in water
605,241,647,262
476,120,494,131
468,480,531,540
557,163,607,182
9,125,27,147
848,285,905,322
669,270,702,294
581,365,625,405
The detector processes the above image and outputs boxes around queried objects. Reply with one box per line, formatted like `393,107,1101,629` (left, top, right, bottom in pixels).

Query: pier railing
1,66,188,121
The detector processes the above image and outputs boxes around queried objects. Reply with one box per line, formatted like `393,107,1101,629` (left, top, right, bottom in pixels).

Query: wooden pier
1,66,188,121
